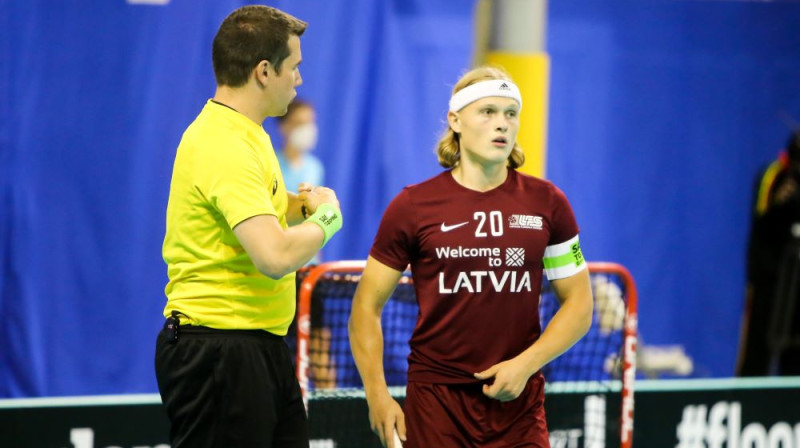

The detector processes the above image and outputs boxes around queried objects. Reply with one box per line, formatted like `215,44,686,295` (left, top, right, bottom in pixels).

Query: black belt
162,312,282,342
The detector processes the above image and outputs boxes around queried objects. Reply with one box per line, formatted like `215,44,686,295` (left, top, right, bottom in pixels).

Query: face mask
288,123,318,153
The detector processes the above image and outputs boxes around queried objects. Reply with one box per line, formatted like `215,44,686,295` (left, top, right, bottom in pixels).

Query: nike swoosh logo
440,221,469,232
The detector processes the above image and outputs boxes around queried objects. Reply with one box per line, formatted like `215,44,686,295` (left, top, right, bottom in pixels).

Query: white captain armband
542,234,586,280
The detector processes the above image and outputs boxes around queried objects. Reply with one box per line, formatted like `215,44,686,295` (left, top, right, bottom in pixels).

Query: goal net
289,261,638,448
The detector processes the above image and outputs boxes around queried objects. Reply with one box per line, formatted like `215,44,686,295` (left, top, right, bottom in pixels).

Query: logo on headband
448,80,522,112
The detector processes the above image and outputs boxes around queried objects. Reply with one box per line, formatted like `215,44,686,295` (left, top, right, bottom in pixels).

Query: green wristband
305,203,343,247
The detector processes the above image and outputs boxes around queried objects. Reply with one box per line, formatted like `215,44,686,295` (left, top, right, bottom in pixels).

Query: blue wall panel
2,0,799,396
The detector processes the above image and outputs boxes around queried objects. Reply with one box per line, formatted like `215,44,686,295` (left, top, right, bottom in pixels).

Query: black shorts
154,324,309,448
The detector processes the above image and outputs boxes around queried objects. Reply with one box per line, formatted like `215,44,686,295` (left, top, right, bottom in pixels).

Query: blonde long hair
436,66,525,169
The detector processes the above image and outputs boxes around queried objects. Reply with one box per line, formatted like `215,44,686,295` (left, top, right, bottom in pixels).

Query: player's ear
447,111,461,133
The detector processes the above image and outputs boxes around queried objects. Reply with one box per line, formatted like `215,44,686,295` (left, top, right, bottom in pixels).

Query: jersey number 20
474,211,503,237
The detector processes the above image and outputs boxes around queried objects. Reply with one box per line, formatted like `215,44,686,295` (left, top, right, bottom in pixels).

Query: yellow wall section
485,52,549,178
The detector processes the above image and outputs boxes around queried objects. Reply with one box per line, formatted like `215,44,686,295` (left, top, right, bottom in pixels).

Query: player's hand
302,186,340,216
366,391,406,448
474,358,534,402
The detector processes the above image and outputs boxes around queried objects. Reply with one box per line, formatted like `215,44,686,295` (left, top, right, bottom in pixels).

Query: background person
739,131,800,376
276,98,335,388
277,98,325,192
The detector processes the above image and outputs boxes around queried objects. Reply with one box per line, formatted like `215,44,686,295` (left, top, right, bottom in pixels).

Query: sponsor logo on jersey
438,270,532,294
506,248,525,266
509,214,543,230
435,246,501,259
440,221,469,232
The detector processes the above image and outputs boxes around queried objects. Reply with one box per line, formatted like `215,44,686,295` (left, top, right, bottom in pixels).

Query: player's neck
451,162,508,192
213,85,268,125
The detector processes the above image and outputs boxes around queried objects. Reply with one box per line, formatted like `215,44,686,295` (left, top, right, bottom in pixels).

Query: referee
155,6,342,448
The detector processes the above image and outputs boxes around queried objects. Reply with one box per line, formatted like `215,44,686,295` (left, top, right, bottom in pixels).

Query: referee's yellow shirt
162,100,295,335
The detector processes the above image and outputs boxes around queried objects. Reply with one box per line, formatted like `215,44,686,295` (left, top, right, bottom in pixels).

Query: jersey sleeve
202,138,275,229
369,189,417,272
543,185,586,280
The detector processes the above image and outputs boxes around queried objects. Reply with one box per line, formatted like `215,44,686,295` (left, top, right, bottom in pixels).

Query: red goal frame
295,260,638,448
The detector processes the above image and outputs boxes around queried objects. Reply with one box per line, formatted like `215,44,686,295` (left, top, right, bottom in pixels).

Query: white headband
448,79,523,112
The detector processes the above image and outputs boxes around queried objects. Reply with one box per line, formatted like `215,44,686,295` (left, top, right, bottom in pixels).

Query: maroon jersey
370,169,582,384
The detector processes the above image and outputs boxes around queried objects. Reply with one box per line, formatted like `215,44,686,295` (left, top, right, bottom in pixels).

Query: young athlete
349,66,593,447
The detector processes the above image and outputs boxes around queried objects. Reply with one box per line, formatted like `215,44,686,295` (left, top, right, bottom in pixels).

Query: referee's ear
254,60,271,88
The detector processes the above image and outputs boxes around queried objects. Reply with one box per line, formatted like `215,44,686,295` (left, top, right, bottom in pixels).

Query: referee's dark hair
212,5,307,88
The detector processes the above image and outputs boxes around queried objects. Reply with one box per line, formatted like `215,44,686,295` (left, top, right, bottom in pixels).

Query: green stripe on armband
305,203,343,247
542,235,586,280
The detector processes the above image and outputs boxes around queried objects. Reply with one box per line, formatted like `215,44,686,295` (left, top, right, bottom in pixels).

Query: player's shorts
155,324,308,448
403,373,549,448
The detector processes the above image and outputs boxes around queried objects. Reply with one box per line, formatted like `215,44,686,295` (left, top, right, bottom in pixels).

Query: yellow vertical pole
475,0,549,179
